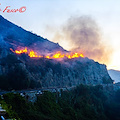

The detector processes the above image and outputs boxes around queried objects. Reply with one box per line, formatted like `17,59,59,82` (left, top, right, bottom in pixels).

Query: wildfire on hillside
10,47,84,59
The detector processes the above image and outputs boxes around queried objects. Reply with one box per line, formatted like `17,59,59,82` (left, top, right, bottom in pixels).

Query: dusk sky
1,0,120,70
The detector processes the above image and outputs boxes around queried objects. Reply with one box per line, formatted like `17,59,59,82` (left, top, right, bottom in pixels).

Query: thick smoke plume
53,16,112,65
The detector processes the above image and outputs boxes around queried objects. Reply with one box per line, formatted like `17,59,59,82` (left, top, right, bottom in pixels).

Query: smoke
53,16,112,64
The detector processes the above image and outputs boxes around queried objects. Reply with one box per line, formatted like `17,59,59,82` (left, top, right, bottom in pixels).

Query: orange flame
45,56,50,59
66,53,84,59
52,51,65,59
10,47,84,59
50,51,84,59
29,50,43,58
13,47,28,54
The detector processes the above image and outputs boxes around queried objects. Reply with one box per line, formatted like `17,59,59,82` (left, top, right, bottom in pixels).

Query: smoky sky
53,16,112,64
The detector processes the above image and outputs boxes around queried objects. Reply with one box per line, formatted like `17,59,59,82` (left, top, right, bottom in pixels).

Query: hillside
0,15,66,58
0,15,112,90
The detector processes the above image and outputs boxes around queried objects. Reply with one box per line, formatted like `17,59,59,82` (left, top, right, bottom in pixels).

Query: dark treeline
0,84,120,120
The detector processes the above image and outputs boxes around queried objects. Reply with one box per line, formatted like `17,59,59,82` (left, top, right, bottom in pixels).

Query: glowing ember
10,47,84,59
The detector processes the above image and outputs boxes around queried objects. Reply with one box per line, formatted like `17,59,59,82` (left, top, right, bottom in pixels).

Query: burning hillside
10,47,84,59
0,15,112,90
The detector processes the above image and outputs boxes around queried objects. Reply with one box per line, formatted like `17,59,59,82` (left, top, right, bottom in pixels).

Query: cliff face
31,57,112,87
0,54,112,89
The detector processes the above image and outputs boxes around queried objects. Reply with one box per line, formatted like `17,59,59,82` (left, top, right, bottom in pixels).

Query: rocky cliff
0,53,112,90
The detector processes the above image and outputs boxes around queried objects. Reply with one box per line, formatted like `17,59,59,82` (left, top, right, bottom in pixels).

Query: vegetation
0,85,120,120
0,54,41,90
0,64,37,90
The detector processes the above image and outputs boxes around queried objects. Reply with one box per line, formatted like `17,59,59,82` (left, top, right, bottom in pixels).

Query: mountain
0,15,112,90
0,15,66,58
108,69,120,83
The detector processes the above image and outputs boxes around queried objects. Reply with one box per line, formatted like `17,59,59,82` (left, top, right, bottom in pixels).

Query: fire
51,52,84,59
29,50,43,58
52,52,65,59
10,47,84,59
45,56,50,59
12,47,28,54
66,53,84,59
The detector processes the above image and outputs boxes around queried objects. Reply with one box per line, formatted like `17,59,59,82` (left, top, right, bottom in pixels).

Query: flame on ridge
10,47,28,54
10,47,84,59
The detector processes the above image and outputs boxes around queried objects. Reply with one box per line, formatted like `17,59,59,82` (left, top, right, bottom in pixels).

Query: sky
0,0,120,70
